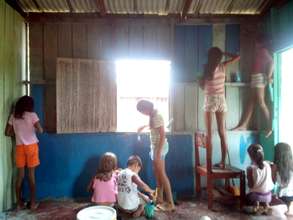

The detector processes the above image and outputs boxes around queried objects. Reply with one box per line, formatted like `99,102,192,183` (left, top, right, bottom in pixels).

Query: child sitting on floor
246,144,274,215
88,152,118,206
117,155,154,217
274,142,293,216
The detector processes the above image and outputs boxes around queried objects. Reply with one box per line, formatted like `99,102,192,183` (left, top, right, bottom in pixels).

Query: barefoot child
274,143,293,216
88,152,118,206
232,34,274,137
5,95,43,210
246,144,274,215
136,100,175,211
200,47,240,168
117,155,154,217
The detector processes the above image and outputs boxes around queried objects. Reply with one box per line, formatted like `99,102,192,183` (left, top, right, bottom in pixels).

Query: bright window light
116,59,171,132
280,48,293,149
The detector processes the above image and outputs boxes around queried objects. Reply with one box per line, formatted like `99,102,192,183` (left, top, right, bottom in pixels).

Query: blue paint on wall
239,134,257,164
225,24,240,55
174,25,212,82
24,86,194,199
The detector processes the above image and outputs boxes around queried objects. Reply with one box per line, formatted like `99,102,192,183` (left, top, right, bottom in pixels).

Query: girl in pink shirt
200,47,240,168
88,152,118,206
232,34,274,137
5,95,43,210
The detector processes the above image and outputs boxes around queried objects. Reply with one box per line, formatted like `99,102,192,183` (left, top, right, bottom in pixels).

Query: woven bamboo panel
57,58,117,133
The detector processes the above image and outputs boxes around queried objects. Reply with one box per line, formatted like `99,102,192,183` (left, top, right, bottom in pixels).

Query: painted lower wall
23,85,259,200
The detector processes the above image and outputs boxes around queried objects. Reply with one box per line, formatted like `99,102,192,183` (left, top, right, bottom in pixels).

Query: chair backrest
195,131,212,172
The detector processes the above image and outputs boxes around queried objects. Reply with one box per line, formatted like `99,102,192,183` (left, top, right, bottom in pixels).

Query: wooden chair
194,131,246,210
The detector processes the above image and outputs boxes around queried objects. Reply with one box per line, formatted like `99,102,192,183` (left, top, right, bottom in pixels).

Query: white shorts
203,94,227,113
251,73,267,88
150,141,169,160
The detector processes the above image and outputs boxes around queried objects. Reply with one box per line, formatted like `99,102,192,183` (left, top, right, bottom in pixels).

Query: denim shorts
149,141,169,160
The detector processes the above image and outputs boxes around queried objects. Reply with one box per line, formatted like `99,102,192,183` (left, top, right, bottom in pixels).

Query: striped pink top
204,64,226,95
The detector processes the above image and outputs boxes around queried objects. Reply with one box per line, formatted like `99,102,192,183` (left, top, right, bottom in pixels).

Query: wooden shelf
225,82,249,87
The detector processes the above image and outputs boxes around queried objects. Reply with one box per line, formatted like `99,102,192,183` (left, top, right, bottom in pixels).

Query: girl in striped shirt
200,47,239,169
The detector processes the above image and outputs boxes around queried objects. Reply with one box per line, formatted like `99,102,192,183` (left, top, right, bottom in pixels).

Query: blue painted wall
173,25,212,82
24,86,194,199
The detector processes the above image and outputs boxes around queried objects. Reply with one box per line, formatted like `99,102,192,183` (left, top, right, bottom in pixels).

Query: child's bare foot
214,162,225,169
30,202,39,211
157,202,175,212
16,202,25,211
132,204,144,217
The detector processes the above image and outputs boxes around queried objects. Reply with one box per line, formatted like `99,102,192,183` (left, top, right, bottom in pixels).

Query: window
116,60,171,132
279,48,293,148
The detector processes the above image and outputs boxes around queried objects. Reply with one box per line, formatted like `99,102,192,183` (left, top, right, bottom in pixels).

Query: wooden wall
29,18,259,133
0,1,25,211
172,23,259,132
29,19,173,131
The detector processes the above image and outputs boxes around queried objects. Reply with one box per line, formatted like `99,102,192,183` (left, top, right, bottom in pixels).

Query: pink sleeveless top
91,174,117,204
252,48,272,74
204,64,226,95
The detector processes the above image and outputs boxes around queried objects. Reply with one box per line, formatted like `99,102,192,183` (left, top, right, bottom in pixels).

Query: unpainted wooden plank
87,22,100,59
29,23,44,81
171,83,185,131
128,20,144,58
197,85,206,131
184,83,198,131
212,24,225,52
112,20,129,59
225,86,240,129
72,23,88,58
44,23,58,80
58,23,72,58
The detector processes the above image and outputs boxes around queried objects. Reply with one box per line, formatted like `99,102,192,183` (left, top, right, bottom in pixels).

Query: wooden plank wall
0,1,25,211
172,23,258,133
29,20,259,133
29,19,173,132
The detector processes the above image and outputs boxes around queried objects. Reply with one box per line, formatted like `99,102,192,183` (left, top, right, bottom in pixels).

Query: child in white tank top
117,155,154,217
246,144,274,215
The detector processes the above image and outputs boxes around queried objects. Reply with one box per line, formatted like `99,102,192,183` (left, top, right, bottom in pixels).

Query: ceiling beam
5,0,27,17
66,0,73,12
96,0,106,16
26,12,261,25
181,0,192,20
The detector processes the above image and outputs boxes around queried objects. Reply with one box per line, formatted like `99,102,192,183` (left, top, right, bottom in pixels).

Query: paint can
77,206,117,220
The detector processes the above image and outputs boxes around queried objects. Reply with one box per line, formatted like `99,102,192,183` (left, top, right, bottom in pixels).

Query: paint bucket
76,206,117,220
144,202,155,219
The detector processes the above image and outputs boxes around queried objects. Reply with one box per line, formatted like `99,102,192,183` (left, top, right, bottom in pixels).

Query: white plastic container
76,206,117,220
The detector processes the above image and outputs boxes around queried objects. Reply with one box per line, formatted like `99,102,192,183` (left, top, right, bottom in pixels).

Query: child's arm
246,167,254,188
270,163,277,183
132,175,154,195
137,125,149,133
5,115,14,137
222,52,240,66
34,121,43,133
4,123,14,137
87,177,94,192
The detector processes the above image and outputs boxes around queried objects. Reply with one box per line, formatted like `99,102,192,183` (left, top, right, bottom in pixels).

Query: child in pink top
5,95,43,210
232,34,274,137
200,47,240,168
88,152,118,206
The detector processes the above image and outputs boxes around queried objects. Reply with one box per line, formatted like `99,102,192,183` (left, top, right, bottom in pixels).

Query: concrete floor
2,197,292,220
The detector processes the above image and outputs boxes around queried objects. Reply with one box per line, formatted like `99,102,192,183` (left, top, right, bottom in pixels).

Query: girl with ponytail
246,144,274,214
